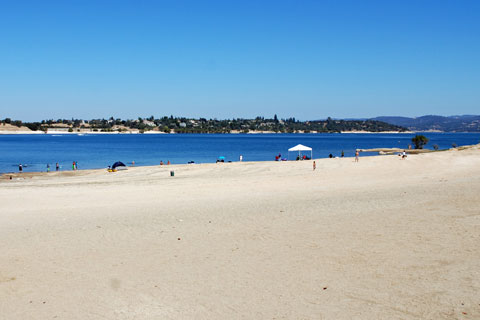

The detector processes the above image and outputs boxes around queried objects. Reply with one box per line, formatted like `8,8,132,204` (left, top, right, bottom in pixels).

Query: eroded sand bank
1,147,479,319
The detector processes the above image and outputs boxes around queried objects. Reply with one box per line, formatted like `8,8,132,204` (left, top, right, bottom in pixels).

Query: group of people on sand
160,160,171,165
296,154,311,160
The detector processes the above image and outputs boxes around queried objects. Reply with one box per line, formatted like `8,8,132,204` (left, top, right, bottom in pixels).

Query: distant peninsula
372,115,480,132
0,116,406,134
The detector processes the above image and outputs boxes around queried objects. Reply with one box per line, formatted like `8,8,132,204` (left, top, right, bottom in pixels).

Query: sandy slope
1,147,479,319
0,123,34,133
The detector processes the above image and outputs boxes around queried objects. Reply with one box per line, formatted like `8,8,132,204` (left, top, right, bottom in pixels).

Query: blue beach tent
112,161,126,170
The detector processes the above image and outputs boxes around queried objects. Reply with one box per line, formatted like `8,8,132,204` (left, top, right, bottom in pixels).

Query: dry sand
1,147,479,319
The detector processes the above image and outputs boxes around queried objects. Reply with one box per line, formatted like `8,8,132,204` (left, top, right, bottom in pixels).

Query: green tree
411,135,429,149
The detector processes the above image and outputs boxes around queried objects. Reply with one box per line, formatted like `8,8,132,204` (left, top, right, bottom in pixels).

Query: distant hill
371,115,480,132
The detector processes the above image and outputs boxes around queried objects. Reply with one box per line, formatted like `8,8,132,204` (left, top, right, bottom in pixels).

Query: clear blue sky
0,0,479,121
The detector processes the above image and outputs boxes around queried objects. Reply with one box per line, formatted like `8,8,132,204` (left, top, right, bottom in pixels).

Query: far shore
0,130,416,135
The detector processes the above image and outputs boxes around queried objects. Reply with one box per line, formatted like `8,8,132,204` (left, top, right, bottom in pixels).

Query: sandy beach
1,147,479,319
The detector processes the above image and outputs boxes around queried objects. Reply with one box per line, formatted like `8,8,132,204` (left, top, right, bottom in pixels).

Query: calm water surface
1,133,479,173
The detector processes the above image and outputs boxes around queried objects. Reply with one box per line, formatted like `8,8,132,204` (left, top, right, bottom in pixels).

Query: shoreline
4,143,478,177
3,143,479,176
0,160,283,177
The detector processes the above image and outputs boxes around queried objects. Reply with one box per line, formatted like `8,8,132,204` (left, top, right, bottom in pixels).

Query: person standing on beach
72,161,76,170
355,150,359,162
47,164,50,172
239,155,243,162
313,161,316,171
19,164,23,172
56,163,59,171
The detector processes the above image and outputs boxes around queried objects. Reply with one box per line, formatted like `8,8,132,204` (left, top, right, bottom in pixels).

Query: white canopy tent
288,144,313,160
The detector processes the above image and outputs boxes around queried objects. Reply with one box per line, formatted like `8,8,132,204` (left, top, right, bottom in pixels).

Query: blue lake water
1,133,479,173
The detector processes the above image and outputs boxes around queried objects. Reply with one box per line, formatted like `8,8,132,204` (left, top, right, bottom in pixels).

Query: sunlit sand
1,146,479,319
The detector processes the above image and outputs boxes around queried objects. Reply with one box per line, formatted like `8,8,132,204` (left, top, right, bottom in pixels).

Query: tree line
1,115,407,133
